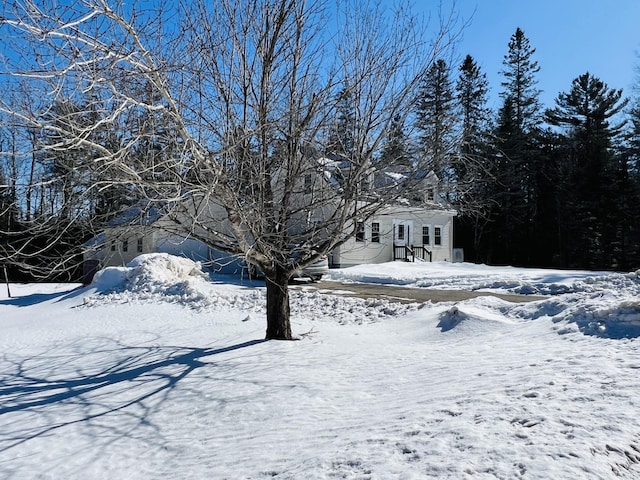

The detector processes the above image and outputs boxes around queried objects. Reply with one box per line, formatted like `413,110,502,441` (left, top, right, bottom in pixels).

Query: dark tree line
410,27,640,270
479,28,640,270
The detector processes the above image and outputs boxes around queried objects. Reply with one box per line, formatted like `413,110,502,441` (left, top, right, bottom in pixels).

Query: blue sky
410,0,640,110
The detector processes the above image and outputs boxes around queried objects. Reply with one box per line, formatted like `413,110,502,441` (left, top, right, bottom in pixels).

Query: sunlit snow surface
2,254,640,479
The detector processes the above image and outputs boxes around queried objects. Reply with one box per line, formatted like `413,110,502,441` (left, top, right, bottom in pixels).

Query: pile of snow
92,253,209,296
87,253,417,324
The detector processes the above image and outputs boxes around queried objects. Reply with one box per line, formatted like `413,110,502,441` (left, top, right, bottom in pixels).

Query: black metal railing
393,244,432,262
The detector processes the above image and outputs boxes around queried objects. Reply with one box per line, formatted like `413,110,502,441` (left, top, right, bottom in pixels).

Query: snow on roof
106,200,166,227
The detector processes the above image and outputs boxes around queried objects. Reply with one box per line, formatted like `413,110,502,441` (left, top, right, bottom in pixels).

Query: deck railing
393,244,432,262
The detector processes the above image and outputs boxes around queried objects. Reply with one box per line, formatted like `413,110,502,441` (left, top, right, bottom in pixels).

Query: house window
122,238,129,252
371,222,380,243
397,224,405,241
426,187,435,202
434,226,442,246
304,174,312,189
110,240,116,252
137,238,144,253
422,226,430,246
356,221,365,242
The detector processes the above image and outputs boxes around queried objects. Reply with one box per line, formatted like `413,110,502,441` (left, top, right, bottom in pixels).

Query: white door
393,220,413,247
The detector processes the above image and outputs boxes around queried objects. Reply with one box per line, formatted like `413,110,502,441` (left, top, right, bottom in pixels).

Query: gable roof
106,199,167,227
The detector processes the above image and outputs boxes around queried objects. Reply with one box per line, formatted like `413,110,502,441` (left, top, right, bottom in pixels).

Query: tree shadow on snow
0,286,84,307
0,338,266,455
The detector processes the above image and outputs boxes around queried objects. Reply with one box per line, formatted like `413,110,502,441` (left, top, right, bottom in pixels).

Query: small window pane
372,222,380,243
356,222,365,242
422,226,430,245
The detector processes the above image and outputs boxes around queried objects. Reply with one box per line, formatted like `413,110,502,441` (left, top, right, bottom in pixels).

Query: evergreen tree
546,72,629,268
454,55,493,204
457,55,492,158
380,114,411,170
625,99,640,266
327,87,357,159
41,99,90,220
415,59,457,197
453,55,495,260
500,27,541,134
491,27,543,265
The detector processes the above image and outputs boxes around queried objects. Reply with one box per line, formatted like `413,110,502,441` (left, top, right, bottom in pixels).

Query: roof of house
106,199,166,227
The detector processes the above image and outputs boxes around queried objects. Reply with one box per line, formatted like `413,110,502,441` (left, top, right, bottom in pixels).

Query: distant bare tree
0,0,459,339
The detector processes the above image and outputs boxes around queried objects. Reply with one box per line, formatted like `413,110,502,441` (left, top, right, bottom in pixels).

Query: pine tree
491,28,543,265
380,114,411,170
327,87,356,159
546,72,629,268
500,27,541,135
415,59,457,195
457,55,492,158
625,99,640,267
453,55,495,260
455,55,493,203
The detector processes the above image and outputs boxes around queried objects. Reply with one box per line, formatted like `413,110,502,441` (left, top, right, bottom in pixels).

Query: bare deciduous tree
0,0,459,339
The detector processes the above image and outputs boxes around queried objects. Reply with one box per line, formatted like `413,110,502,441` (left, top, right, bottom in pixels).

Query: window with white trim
434,226,442,246
422,225,430,246
371,222,380,243
426,187,435,202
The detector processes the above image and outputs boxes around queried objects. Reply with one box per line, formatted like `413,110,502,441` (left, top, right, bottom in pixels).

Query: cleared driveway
293,279,546,304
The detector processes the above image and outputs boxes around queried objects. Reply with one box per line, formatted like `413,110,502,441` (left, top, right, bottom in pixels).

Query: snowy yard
2,254,640,479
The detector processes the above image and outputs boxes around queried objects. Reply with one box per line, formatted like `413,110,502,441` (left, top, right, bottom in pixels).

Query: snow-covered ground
2,254,640,479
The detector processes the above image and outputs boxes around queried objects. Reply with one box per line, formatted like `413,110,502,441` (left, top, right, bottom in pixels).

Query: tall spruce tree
457,55,492,159
625,98,640,266
454,54,494,260
499,27,541,134
415,59,457,199
546,72,629,268
379,114,411,170
492,27,543,265
327,86,357,159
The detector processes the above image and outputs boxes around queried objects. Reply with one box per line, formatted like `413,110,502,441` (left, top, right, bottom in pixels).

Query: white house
309,156,457,267
82,201,247,283
83,157,457,282
329,204,456,268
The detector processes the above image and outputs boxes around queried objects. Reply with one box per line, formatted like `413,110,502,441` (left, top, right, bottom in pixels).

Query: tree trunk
265,265,292,340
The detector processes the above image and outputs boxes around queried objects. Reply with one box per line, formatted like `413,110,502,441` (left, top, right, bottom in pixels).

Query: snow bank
88,253,418,324
87,254,640,338
326,261,629,295
544,293,640,338
327,261,640,338
92,253,208,294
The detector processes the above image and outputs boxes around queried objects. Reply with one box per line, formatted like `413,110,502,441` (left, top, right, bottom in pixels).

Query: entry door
393,220,413,247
